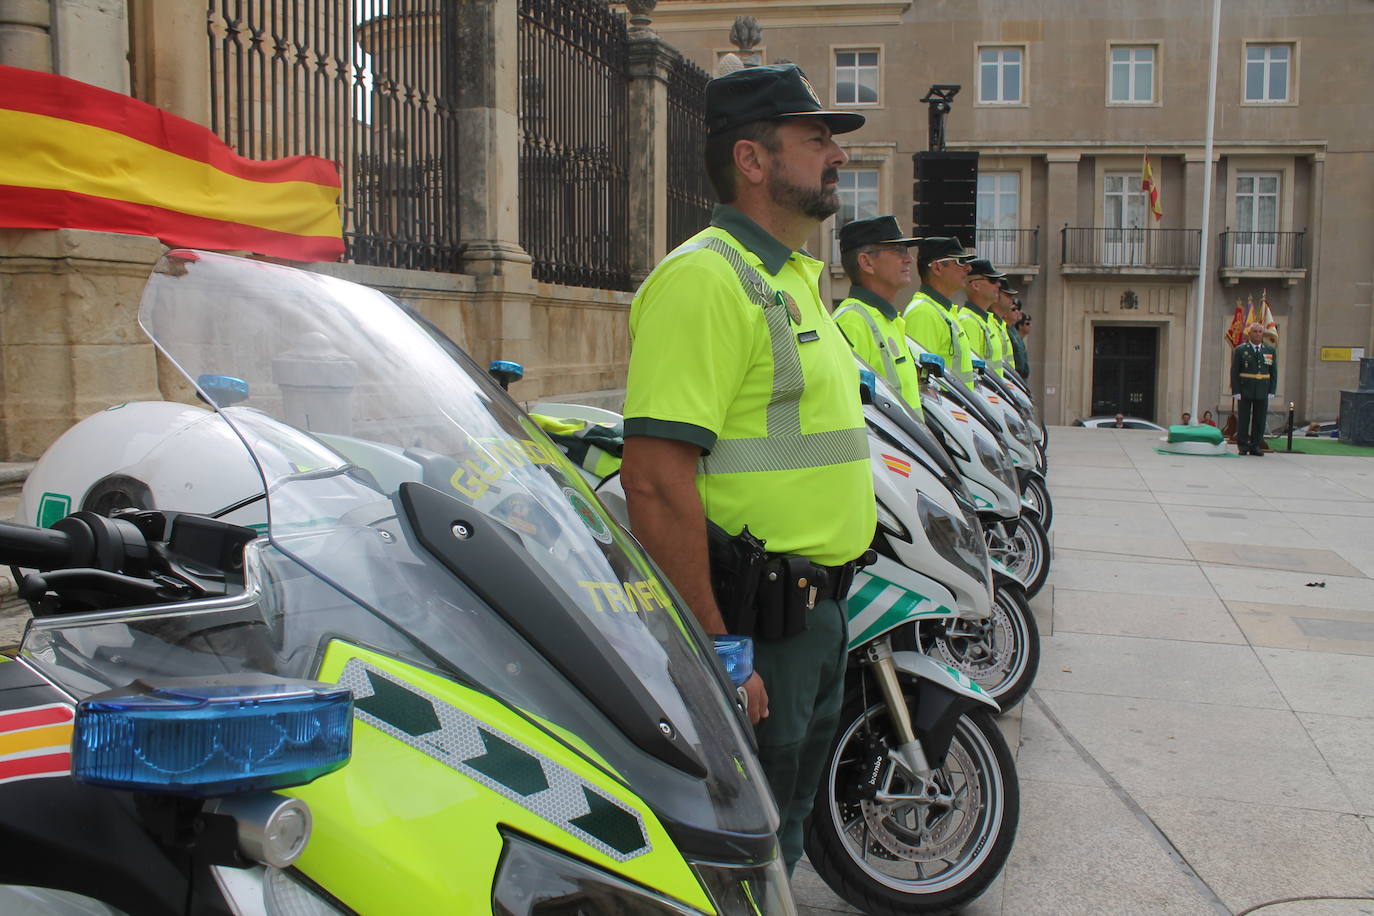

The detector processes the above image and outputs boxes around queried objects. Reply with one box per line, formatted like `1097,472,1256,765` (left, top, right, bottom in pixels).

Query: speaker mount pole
920,84,961,151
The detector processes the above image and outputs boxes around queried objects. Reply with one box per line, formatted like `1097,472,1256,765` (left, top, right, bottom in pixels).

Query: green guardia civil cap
706,64,866,136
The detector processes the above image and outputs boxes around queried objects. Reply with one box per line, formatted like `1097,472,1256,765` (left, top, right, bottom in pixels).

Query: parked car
1074,416,1168,431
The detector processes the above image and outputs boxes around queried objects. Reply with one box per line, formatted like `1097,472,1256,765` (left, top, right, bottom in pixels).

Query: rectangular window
1245,44,1291,102
1235,171,1281,267
978,47,1023,104
834,49,879,105
976,172,1020,264
1103,172,1148,265
833,169,881,263
1110,46,1155,103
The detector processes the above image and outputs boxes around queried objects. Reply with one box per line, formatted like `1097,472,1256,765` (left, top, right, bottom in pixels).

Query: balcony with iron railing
975,228,1039,276
1218,230,1307,286
1060,227,1202,275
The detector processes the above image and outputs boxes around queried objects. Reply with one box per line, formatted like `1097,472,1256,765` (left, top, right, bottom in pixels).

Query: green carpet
1264,436,1374,456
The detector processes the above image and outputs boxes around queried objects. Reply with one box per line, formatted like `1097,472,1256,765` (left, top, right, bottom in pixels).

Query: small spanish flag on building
1141,153,1163,222
0,65,343,262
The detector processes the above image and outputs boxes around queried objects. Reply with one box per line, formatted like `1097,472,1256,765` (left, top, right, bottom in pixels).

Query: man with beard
619,64,876,871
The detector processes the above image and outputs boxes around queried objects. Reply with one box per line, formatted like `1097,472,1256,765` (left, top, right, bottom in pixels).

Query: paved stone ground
796,427,1374,916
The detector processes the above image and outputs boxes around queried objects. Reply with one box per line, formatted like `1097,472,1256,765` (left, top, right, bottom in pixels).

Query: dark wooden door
1092,325,1158,420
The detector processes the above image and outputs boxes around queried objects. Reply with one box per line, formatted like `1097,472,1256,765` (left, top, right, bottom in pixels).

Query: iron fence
666,54,712,250
1061,227,1201,270
1219,231,1306,271
975,228,1039,268
517,0,632,291
207,0,463,271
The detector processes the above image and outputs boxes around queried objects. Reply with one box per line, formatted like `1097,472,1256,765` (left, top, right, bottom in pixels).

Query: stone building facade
0,0,695,461
649,0,1374,426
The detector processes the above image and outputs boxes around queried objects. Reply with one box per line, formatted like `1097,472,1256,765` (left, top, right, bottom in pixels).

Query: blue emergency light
72,677,353,798
196,373,250,407
971,358,987,370
918,353,946,369
712,636,754,688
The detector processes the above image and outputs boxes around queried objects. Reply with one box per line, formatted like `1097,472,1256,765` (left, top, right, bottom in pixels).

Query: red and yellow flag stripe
0,65,343,261
0,703,74,785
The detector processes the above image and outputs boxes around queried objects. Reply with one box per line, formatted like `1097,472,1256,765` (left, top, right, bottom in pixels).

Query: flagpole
1187,0,1223,423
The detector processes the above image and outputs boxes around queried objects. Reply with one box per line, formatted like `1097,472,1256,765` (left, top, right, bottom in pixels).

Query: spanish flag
1225,301,1245,347
1141,154,1163,222
0,65,343,262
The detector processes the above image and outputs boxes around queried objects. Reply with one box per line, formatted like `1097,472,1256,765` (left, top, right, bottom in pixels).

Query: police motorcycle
1,251,798,915
967,361,1053,530
914,356,1051,599
529,389,1022,916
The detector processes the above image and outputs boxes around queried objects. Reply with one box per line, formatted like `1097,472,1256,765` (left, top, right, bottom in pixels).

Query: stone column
1040,153,1079,425
128,0,211,125
453,0,532,279
0,0,51,71
51,0,129,93
625,2,676,286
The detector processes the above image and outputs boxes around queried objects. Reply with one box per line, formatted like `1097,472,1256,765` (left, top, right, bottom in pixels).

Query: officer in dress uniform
618,64,876,871
1231,322,1278,455
832,215,924,415
904,238,977,389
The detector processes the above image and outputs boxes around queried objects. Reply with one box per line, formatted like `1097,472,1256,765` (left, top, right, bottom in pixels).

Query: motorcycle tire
1020,473,1054,530
914,582,1040,712
987,512,1050,598
804,690,1019,916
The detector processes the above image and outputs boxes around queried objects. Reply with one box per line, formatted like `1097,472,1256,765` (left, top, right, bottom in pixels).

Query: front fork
862,638,935,785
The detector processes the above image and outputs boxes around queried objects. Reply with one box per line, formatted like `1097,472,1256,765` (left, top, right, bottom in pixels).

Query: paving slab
1256,646,1374,718
1050,513,1192,560
1227,601,1374,657
1045,466,1146,491
1185,541,1363,577
1163,505,1324,549
1246,902,1374,916
995,782,1220,916
1035,689,1352,812
1052,588,1247,644
1052,495,1171,521
1203,565,1374,613
1266,496,1374,517
1035,632,1286,709
1298,712,1374,816
1012,692,1107,789
1047,484,1160,504
1139,794,1374,913
1048,554,1216,598
1153,489,1276,511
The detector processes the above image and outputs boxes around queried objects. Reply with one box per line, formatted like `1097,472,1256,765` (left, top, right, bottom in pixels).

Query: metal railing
975,228,1039,268
207,0,463,271
1061,227,1201,269
517,0,633,291
666,54,713,251
1219,230,1306,271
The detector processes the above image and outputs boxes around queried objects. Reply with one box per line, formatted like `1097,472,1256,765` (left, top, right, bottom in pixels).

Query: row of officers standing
617,63,1033,871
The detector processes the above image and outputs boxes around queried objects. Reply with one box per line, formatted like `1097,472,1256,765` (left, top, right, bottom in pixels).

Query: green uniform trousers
752,596,849,870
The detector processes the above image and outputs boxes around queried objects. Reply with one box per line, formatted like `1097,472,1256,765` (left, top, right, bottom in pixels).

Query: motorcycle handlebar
0,520,74,570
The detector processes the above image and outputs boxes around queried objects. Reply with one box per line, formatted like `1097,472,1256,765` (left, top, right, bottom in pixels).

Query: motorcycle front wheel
805,692,1019,916
1021,473,1053,530
915,582,1040,712
987,512,1050,598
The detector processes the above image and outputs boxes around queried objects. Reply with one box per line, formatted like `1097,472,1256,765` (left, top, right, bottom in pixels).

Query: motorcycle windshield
129,251,775,852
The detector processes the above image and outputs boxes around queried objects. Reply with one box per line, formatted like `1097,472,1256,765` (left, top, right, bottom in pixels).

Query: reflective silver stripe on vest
659,234,864,475
834,303,901,388
703,426,870,474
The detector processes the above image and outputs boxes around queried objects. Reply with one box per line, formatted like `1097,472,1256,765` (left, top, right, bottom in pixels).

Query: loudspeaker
913,151,979,248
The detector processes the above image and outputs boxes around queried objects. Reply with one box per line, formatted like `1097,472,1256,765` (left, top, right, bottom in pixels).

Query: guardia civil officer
904,238,977,389
619,64,876,871
990,277,1021,378
832,215,924,415
1231,322,1278,455
956,258,1007,373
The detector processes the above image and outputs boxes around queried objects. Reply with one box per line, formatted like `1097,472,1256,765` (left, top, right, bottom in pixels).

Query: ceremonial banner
1141,154,1163,222
1225,302,1245,347
1260,290,1279,343
0,65,343,261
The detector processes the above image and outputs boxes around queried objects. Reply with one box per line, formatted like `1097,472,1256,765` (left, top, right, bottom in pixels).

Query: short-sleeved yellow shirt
623,205,875,566
904,286,975,389
833,285,924,417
